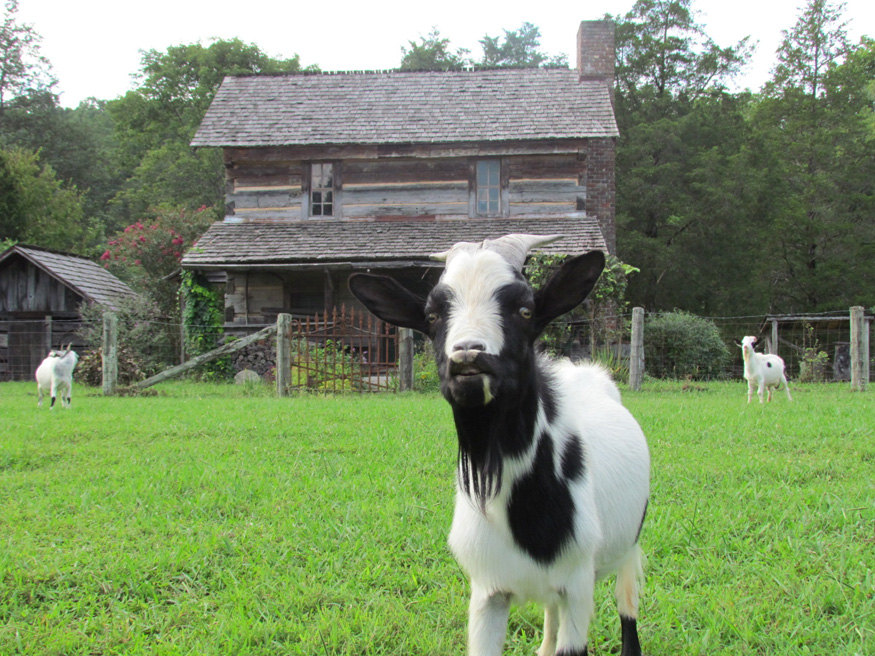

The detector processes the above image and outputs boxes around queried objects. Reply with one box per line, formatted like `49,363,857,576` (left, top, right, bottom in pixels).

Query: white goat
35,345,80,409
350,234,650,656
739,335,792,403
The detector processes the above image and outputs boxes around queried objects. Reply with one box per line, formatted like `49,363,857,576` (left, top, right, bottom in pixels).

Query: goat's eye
519,307,533,319
427,312,439,324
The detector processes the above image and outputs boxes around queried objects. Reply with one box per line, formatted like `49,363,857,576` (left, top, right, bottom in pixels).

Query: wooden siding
223,150,589,222
0,258,81,315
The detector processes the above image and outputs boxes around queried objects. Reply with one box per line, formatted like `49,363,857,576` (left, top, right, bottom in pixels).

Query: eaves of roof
181,218,607,269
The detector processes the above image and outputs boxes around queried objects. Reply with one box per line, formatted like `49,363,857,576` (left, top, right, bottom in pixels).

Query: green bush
644,311,730,380
413,342,441,393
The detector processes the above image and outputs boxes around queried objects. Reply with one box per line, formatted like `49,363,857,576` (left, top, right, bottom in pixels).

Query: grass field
1,380,872,655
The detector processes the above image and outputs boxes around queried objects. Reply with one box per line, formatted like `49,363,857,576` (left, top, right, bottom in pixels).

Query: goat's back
35,357,57,387
745,352,787,384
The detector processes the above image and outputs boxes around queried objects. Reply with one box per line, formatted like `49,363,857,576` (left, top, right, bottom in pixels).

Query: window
310,163,334,217
476,159,501,216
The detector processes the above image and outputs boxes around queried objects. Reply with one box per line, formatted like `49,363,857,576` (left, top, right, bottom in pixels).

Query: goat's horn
430,233,564,270
483,234,564,271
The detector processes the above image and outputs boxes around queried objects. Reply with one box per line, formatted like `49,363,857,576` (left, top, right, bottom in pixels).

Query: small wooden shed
0,244,137,380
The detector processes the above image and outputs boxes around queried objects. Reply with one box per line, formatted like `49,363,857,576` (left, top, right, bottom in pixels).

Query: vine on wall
179,270,232,380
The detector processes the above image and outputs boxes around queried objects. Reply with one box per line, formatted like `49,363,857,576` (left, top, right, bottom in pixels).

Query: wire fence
546,310,872,383
2,308,872,386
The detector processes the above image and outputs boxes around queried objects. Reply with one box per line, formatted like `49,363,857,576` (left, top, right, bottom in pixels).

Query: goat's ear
532,251,606,334
348,273,429,333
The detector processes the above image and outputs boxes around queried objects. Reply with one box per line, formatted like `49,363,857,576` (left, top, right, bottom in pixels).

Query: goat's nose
452,340,486,353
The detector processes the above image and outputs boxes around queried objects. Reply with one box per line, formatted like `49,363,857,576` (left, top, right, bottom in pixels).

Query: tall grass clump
645,310,730,379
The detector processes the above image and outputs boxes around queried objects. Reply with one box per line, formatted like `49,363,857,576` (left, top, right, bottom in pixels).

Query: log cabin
182,20,618,329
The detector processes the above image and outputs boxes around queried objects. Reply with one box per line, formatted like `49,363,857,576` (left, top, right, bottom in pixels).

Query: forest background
1,0,873,320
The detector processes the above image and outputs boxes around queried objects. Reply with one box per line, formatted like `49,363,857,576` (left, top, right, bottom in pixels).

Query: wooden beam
135,324,276,390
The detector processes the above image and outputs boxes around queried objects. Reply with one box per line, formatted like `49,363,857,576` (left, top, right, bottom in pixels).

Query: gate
287,306,398,393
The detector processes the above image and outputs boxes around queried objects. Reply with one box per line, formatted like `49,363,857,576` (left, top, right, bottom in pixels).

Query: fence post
102,312,118,395
770,319,779,355
276,313,292,397
629,307,644,391
44,315,53,353
398,328,415,392
850,306,868,392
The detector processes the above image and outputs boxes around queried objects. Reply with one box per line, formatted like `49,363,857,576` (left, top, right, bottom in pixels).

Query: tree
750,0,873,310
400,28,471,70
611,0,757,313
106,39,309,228
614,0,752,110
0,147,91,250
0,0,56,123
478,22,567,68
766,0,849,96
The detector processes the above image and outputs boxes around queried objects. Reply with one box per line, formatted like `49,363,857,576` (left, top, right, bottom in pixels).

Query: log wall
223,149,591,222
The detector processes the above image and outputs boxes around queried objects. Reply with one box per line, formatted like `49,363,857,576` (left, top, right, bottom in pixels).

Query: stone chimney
577,20,615,82
577,20,617,254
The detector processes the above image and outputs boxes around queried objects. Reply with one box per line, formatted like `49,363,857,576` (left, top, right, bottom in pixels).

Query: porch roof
181,217,607,270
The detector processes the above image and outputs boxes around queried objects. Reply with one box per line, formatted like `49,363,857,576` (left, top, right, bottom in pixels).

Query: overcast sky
17,0,875,108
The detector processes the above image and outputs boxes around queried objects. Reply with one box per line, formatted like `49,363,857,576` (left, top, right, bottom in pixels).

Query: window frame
471,158,507,218
304,162,341,219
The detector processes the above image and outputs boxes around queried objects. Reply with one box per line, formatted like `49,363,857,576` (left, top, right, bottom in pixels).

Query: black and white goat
349,234,650,656
35,345,79,409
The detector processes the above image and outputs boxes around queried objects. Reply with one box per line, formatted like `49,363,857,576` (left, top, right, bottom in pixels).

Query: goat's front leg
747,380,755,404
468,584,511,656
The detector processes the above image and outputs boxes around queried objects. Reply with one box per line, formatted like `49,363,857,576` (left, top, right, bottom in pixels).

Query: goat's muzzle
445,349,495,407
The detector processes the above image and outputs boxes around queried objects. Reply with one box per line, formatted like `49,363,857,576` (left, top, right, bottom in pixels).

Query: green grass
0,380,872,655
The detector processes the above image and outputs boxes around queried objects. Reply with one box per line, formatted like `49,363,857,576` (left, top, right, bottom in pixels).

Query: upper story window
476,159,502,216
310,163,334,217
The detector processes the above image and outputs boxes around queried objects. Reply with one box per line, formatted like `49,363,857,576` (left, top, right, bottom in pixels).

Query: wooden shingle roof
0,244,138,310
181,218,607,269
191,69,618,148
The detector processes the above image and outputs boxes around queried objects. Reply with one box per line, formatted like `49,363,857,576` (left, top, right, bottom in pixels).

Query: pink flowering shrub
102,205,216,322
102,206,213,282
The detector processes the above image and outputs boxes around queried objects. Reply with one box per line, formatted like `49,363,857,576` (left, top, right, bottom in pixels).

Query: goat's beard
442,372,494,407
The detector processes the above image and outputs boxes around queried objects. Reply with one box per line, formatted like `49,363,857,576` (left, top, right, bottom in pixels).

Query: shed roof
0,244,138,310
181,218,607,269
191,69,618,148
